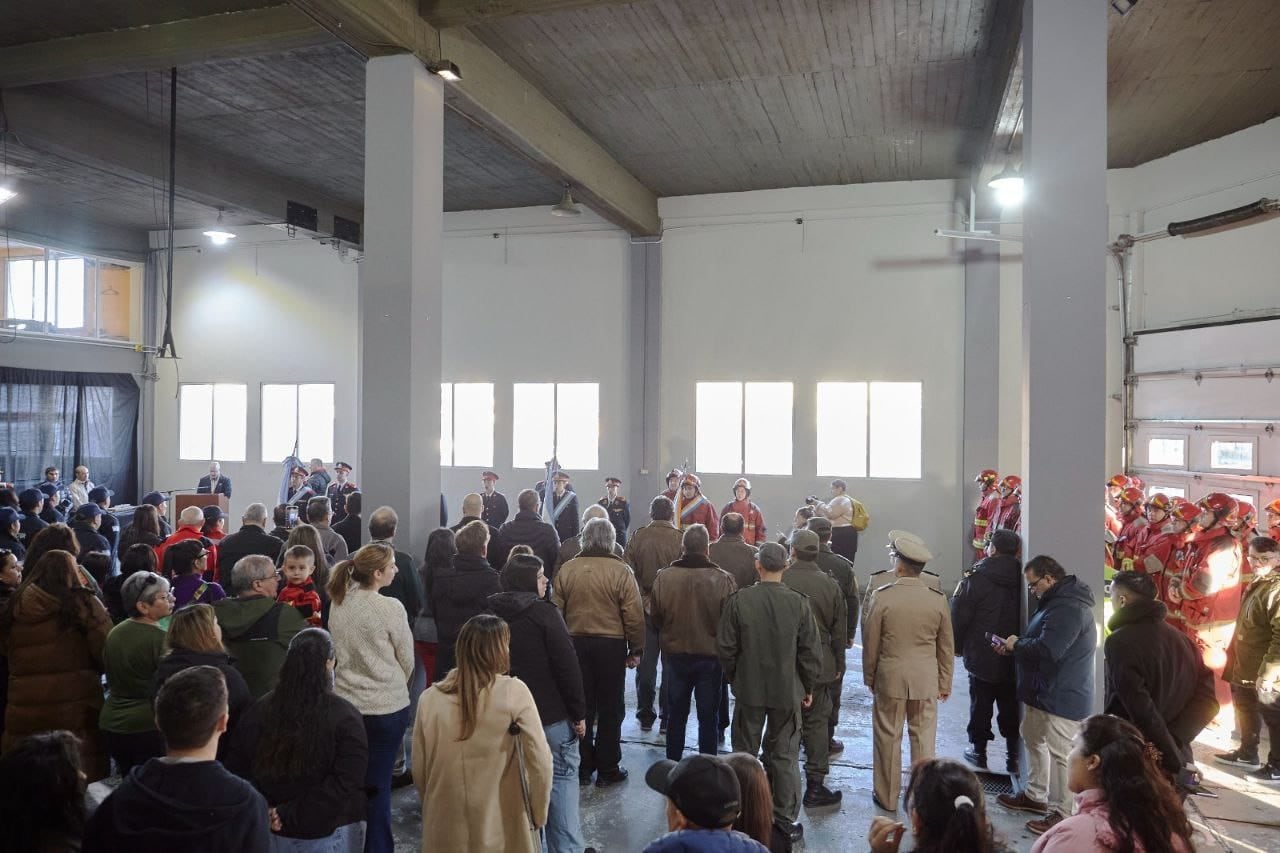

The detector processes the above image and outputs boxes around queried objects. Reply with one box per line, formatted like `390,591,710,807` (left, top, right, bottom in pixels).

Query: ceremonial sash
550,492,574,522
679,495,706,526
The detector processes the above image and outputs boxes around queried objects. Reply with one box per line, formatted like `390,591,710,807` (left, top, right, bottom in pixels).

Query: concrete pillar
358,54,444,561
628,241,662,493
962,242,1000,558
1021,0,1108,701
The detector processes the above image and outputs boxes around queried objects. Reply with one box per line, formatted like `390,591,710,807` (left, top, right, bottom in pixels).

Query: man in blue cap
0,507,25,559
37,483,67,524
17,488,49,546
140,491,172,536
70,503,111,562
88,486,119,560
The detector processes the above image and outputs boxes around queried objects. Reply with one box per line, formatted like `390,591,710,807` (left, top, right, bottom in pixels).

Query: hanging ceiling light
0,186,16,205
988,163,1025,208
550,184,582,217
202,209,236,246
430,60,462,82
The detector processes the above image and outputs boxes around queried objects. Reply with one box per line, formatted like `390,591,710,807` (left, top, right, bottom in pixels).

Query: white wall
658,182,969,580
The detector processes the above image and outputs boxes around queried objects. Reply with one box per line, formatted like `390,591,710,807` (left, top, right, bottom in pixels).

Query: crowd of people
0,458,1274,852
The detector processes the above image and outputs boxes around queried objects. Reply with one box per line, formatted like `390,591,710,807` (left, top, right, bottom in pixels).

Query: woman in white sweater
326,542,414,853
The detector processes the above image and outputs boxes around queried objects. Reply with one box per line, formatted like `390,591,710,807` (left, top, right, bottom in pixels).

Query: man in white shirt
812,480,868,566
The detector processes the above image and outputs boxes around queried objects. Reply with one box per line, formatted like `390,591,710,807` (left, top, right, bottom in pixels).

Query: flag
672,458,690,528
542,456,561,524
278,440,303,505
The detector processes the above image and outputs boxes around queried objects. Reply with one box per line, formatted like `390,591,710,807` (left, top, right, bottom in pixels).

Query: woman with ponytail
325,543,414,853
869,758,998,853
1031,715,1193,852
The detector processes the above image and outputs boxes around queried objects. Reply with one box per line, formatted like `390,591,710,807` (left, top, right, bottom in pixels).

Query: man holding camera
809,480,868,566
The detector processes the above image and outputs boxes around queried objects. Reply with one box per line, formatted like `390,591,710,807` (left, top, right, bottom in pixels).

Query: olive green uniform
782,558,847,784
815,545,859,740
718,581,822,821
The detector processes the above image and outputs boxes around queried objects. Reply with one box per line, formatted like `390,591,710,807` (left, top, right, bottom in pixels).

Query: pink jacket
1031,789,1191,853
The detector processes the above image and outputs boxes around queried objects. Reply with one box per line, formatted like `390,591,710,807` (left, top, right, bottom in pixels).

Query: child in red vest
278,544,322,627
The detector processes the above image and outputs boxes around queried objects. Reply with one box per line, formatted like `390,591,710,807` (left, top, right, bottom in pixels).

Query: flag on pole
672,457,690,528
542,456,561,525
278,440,303,505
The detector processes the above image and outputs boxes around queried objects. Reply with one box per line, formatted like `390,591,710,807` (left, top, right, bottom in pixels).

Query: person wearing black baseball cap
642,755,767,852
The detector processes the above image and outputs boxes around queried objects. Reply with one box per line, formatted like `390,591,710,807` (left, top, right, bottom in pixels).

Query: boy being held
278,544,323,627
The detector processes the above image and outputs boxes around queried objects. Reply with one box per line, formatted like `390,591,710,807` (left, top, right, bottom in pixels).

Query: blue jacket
644,829,769,853
1014,574,1097,721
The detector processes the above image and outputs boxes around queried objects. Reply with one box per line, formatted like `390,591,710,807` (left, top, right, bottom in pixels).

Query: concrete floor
391,644,1280,852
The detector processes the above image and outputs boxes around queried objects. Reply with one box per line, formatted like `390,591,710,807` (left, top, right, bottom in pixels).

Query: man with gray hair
216,502,284,583
306,496,349,564
213,555,306,698
650,523,737,762
718,541,822,842
555,503,623,575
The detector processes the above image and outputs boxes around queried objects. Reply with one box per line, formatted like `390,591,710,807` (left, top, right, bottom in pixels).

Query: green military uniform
815,543,859,741
718,580,822,822
782,550,847,786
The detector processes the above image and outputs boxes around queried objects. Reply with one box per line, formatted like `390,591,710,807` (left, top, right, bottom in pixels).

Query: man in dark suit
218,502,284,585
196,461,233,498
331,492,363,554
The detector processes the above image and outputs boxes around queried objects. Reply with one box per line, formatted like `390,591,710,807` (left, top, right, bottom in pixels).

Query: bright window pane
744,382,792,475
1211,440,1253,471
513,383,555,468
1147,485,1185,499
869,381,922,479
816,382,868,477
453,383,495,467
440,383,454,465
1228,493,1256,509
297,384,335,462
54,257,85,329
211,383,247,461
179,385,213,460
261,384,299,462
696,382,743,474
555,383,599,471
6,260,36,320
1148,438,1185,467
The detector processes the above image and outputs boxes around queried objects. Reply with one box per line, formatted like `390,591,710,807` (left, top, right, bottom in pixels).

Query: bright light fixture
203,209,236,246
0,187,16,205
988,164,1024,207
432,61,462,82
550,185,582,217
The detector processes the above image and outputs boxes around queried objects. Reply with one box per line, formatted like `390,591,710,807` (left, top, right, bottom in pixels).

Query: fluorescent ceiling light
988,164,1024,208
0,187,16,205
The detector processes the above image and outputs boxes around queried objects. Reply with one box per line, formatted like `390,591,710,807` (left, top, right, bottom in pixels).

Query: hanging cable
158,67,179,359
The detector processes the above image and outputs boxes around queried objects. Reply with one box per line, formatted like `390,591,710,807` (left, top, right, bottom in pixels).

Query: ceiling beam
420,0,637,29
0,5,334,88
2,89,363,229
290,0,661,235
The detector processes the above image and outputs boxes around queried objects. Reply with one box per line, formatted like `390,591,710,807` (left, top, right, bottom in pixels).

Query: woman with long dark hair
1031,715,1194,853
23,524,80,576
413,528,456,690
227,628,369,851
412,614,552,852
724,752,791,853
104,544,158,623
869,758,998,853
155,604,253,758
0,730,87,852
118,504,165,554
0,550,112,779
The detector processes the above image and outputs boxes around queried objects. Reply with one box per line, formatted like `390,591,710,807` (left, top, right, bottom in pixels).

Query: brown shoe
996,791,1049,814
1026,811,1065,835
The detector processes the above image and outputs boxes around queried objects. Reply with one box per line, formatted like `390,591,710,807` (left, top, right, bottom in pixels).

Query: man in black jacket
489,553,587,852
430,520,501,680
451,493,509,569
84,665,270,852
218,503,285,584
331,491,362,553
951,529,1023,773
1106,570,1219,777
70,503,111,563
499,489,561,573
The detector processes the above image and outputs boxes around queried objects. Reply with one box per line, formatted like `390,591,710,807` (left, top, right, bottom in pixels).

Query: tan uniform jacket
623,520,684,607
862,576,954,700
862,568,942,626
709,535,759,591
552,553,646,653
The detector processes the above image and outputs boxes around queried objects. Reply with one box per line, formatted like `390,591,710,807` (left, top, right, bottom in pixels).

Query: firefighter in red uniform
1232,501,1258,585
1169,493,1244,694
1124,493,1170,570
991,475,1021,536
1265,498,1280,542
1159,500,1202,630
1104,473,1129,539
1112,487,1148,570
1130,496,1187,601
674,473,719,540
720,478,766,545
662,468,683,502
971,469,1000,561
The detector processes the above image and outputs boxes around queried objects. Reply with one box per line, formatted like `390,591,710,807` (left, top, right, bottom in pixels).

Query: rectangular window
440,382,495,467
512,383,599,470
179,383,247,461
1210,439,1255,473
1147,437,1186,468
816,382,868,478
694,382,794,475
1147,485,1186,500
261,383,335,462
869,382,923,479
2,239,138,341
1228,492,1257,510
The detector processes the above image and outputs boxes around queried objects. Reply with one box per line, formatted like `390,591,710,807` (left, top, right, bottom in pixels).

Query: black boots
963,744,988,769
803,779,842,807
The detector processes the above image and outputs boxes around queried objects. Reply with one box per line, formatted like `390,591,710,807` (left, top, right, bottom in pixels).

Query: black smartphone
286,505,300,528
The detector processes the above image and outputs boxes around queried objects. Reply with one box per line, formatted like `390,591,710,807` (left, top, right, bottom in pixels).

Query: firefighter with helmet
662,468,683,501
1265,498,1280,543
1113,487,1149,570
1159,500,1203,628
1233,500,1258,585
720,477,766,545
1169,493,1244,680
1123,493,1171,571
971,469,1000,561
674,472,719,539
991,475,1021,536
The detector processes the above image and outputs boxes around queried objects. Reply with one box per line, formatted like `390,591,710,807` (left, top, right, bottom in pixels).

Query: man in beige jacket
554,517,646,787
862,530,954,810
623,495,684,732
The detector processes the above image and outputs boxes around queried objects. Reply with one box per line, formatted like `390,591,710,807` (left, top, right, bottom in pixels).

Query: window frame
1207,434,1258,475
1144,434,1188,470
259,381,336,463
814,380,924,480
440,381,496,468
177,382,248,462
695,381,796,476
511,382,601,471
2,240,140,342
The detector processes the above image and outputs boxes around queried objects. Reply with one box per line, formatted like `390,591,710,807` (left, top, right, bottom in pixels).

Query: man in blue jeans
650,524,737,761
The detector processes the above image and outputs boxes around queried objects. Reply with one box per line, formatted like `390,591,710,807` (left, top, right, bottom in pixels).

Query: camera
804,495,818,505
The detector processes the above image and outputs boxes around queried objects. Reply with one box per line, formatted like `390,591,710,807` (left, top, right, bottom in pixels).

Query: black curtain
0,367,140,504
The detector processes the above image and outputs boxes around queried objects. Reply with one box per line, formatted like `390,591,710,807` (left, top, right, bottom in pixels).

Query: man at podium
197,461,233,498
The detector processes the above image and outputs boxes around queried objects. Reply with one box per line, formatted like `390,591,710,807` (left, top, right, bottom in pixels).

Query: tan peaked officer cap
886,529,933,564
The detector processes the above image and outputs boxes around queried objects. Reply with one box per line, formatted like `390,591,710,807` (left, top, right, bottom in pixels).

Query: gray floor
392,644,1280,852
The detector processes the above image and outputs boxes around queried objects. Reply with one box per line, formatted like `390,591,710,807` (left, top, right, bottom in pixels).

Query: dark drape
0,367,140,504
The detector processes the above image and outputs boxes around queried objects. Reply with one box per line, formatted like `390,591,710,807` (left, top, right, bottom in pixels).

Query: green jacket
782,559,847,682
99,619,167,734
1224,572,1280,688
718,581,822,708
213,595,307,699
816,546,859,641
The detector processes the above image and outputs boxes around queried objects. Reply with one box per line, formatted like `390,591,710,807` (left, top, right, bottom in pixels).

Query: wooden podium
174,493,229,521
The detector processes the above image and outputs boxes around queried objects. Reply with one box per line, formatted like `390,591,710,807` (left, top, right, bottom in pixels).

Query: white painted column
962,241,1000,557
358,54,443,562
1020,0,1108,697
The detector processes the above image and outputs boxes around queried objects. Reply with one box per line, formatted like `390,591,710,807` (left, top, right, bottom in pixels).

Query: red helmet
1129,475,1146,492
1266,498,1280,516
1236,501,1256,528
1000,474,1022,494
1169,502,1200,525
682,473,702,490
732,477,751,495
1197,493,1239,527
1119,487,1144,507
975,469,998,485
1107,473,1130,490
1145,493,1172,513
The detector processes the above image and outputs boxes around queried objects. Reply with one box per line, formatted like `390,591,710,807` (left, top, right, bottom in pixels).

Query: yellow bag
851,500,870,531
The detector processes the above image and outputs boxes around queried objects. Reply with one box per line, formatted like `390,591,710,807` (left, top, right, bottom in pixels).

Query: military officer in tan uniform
862,530,954,810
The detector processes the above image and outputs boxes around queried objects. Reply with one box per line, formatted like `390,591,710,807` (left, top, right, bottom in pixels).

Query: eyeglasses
1026,575,1046,591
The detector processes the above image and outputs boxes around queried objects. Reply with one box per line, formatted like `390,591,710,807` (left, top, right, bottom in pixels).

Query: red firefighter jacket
720,499,766,545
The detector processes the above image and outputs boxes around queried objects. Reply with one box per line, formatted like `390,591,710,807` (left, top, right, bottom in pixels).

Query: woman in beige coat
412,613,552,853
